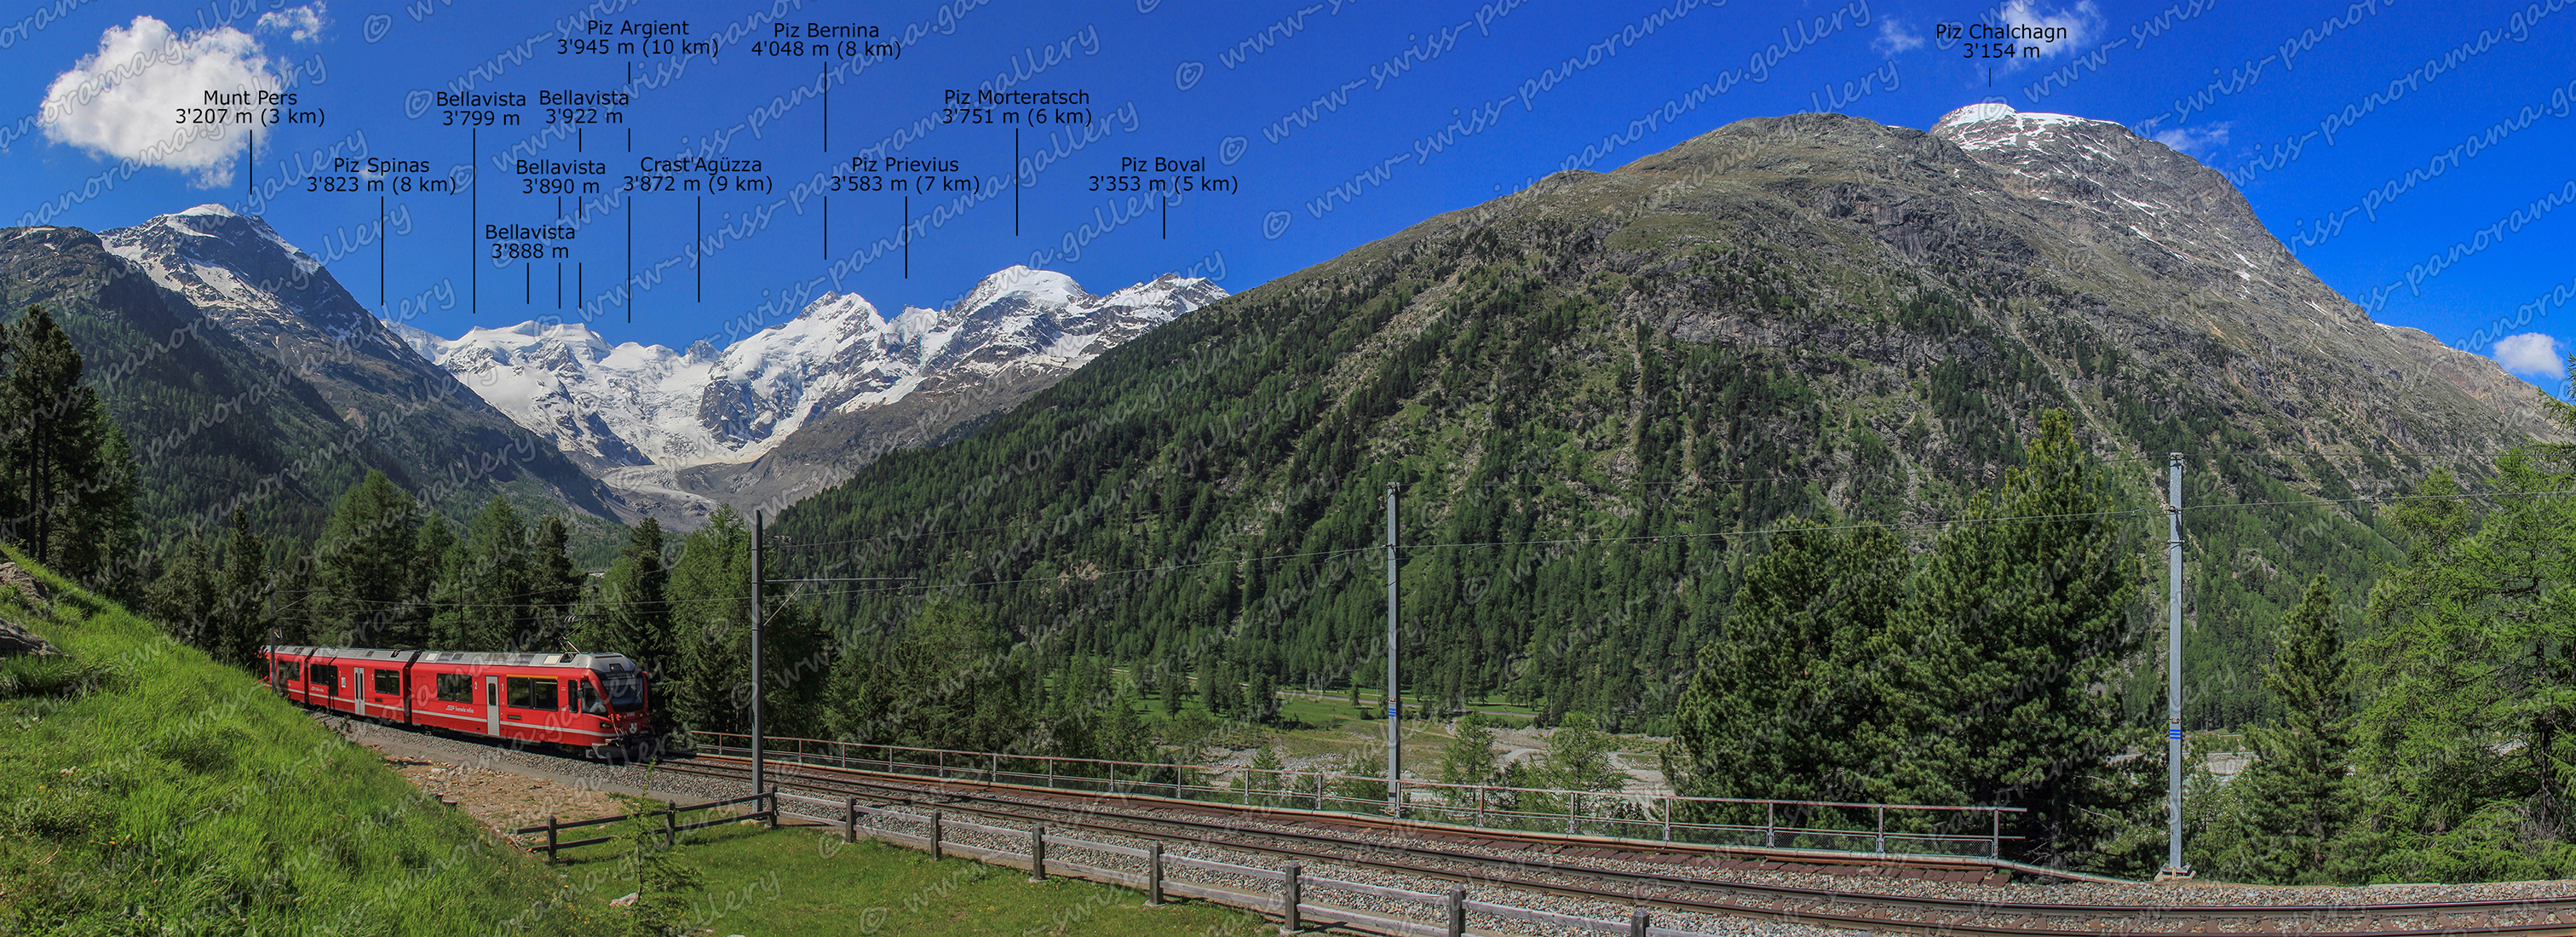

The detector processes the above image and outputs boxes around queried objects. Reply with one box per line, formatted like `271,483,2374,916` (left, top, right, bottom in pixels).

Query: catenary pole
751,509,766,802
1387,483,1402,817
2165,453,2188,877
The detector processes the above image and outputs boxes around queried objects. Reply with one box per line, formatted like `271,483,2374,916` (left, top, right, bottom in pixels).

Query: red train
262,645,657,758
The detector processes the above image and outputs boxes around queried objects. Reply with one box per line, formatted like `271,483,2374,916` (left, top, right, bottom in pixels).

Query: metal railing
777,790,1727,937
687,732,2025,859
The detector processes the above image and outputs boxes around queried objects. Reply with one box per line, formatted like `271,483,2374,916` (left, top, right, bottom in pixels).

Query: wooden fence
511,791,774,863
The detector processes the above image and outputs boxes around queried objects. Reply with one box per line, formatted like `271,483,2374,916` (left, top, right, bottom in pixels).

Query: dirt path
329,713,652,842
380,755,632,840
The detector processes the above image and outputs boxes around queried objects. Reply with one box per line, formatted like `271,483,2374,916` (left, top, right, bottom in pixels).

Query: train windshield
595,670,646,711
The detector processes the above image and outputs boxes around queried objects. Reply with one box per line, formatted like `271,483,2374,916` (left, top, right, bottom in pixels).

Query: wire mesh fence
687,731,2023,859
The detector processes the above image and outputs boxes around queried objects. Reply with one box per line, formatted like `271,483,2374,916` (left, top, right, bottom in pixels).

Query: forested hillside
766,111,2556,742
0,228,390,551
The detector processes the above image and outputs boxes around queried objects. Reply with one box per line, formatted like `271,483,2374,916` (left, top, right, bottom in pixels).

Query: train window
373,669,400,696
309,664,336,692
505,675,558,710
574,680,606,716
435,673,473,704
282,661,301,682
596,670,646,711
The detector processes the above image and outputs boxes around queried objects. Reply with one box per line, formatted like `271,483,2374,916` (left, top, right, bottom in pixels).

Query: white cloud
39,16,280,189
257,3,326,43
2152,122,2231,159
1873,18,1927,55
1999,0,2102,59
2494,333,2566,380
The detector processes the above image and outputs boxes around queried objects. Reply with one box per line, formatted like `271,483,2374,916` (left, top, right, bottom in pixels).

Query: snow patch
1930,102,2111,152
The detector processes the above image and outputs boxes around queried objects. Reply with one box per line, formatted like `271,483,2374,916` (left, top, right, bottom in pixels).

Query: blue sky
3,0,2572,390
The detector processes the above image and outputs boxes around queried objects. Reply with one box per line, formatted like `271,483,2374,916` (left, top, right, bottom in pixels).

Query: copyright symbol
1174,60,1204,91
404,89,431,119
363,14,390,43
1219,135,1247,165
1262,210,1291,240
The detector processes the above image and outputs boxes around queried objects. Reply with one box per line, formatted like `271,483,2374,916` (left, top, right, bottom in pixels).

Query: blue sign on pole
1388,705,1399,718
2169,727,2183,740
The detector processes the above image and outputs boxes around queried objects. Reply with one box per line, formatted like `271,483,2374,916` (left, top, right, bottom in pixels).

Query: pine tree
449,497,530,650
2348,446,2576,881
1095,683,1151,762
216,508,269,668
267,545,319,646
0,306,138,588
0,318,15,534
2225,574,2355,883
1543,712,1624,792
1874,409,2140,865
1439,716,1501,790
402,514,457,647
528,514,584,647
589,518,670,670
1,305,78,569
146,535,217,649
1668,523,1901,806
313,470,419,647
1244,670,1279,724
1205,659,1234,716
1159,665,1183,716
663,507,751,733
51,400,138,590
826,596,1034,751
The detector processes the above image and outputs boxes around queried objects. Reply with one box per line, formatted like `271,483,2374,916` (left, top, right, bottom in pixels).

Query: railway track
651,753,2576,936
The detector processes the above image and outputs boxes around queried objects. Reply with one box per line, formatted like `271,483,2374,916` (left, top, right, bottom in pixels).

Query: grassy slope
0,549,584,937
567,822,1268,937
0,549,1276,935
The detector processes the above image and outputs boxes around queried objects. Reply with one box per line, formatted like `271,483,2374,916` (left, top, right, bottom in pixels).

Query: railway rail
648,752,2576,936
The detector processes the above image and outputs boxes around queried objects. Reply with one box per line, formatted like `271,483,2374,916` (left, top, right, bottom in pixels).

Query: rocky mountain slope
389,267,1224,526
766,103,2560,732
89,206,625,526
0,223,400,543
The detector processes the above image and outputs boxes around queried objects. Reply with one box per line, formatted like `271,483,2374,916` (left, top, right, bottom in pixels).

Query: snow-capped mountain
1929,102,2284,282
1910,101,2549,449
105,204,412,360
95,205,626,522
390,266,1225,520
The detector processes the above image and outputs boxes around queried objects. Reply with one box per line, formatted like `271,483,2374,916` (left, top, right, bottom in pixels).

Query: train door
485,675,501,737
354,668,368,716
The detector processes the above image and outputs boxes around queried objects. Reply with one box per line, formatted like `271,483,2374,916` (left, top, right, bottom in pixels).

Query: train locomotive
261,645,657,759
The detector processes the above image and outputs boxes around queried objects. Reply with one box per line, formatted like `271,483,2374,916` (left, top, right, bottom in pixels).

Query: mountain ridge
765,104,2561,737
388,266,1226,526
89,205,630,526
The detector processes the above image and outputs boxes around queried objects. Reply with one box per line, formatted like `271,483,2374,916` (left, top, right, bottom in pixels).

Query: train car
263,645,655,758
